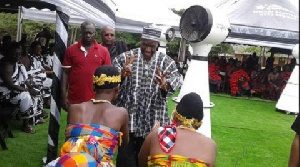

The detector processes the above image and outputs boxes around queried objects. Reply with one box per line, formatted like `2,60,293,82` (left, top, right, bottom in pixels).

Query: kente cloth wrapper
148,154,210,167
59,124,122,166
55,152,98,167
157,125,177,153
54,153,114,167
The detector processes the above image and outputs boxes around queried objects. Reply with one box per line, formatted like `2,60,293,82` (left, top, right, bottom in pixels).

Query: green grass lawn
209,94,296,166
0,93,297,167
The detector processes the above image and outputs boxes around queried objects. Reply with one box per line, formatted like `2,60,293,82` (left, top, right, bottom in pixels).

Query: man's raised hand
121,54,135,77
154,67,169,91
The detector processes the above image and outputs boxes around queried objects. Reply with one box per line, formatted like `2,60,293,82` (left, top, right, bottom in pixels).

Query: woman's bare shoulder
68,102,87,110
112,106,127,113
106,106,128,117
196,133,216,148
71,101,91,106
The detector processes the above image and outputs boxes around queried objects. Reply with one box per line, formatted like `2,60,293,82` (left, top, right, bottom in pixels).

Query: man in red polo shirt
61,21,111,111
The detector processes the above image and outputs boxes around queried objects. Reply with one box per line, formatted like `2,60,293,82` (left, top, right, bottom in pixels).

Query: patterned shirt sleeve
112,52,125,73
163,55,182,96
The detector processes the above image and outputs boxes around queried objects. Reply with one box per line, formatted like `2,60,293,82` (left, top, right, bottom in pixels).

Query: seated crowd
0,34,54,134
208,54,296,101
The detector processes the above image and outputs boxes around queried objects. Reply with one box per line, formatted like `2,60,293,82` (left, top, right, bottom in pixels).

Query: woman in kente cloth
138,92,216,167
55,66,129,167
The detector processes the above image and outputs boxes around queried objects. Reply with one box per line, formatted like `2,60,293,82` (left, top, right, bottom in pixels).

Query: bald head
101,26,115,46
80,21,96,46
81,21,95,31
101,26,114,34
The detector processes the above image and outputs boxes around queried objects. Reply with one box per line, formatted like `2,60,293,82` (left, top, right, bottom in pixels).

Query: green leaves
0,13,18,38
0,13,55,43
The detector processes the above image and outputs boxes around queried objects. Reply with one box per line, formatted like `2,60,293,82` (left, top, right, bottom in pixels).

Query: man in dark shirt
100,26,128,62
265,52,275,70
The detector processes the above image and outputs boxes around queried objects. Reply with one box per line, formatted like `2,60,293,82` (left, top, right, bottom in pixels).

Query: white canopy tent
114,0,180,33
21,0,181,34
42,0,116,28
216,0,299,50
14,0,116,41
21,7,86,26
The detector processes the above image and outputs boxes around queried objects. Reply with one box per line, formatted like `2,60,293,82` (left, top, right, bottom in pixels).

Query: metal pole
70,27,74,46
178,38,187,62
73,27,78,44
262,47,266,68
16,6,23,42
259,46,263,66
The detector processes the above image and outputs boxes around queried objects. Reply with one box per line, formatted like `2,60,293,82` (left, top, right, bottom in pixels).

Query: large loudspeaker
180,5,213,43
180,5,230,45
175,5,230,138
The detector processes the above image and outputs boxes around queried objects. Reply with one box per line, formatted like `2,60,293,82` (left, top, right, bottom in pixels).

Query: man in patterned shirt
113,24,182,167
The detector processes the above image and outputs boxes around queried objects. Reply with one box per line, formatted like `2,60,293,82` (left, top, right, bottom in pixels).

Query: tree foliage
166,38,181,55
23,20,56,43
115,31,141,49
171,8,185,16
0,13,19,40
210,43,235,56
241,46,262,54
0,13,56,44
